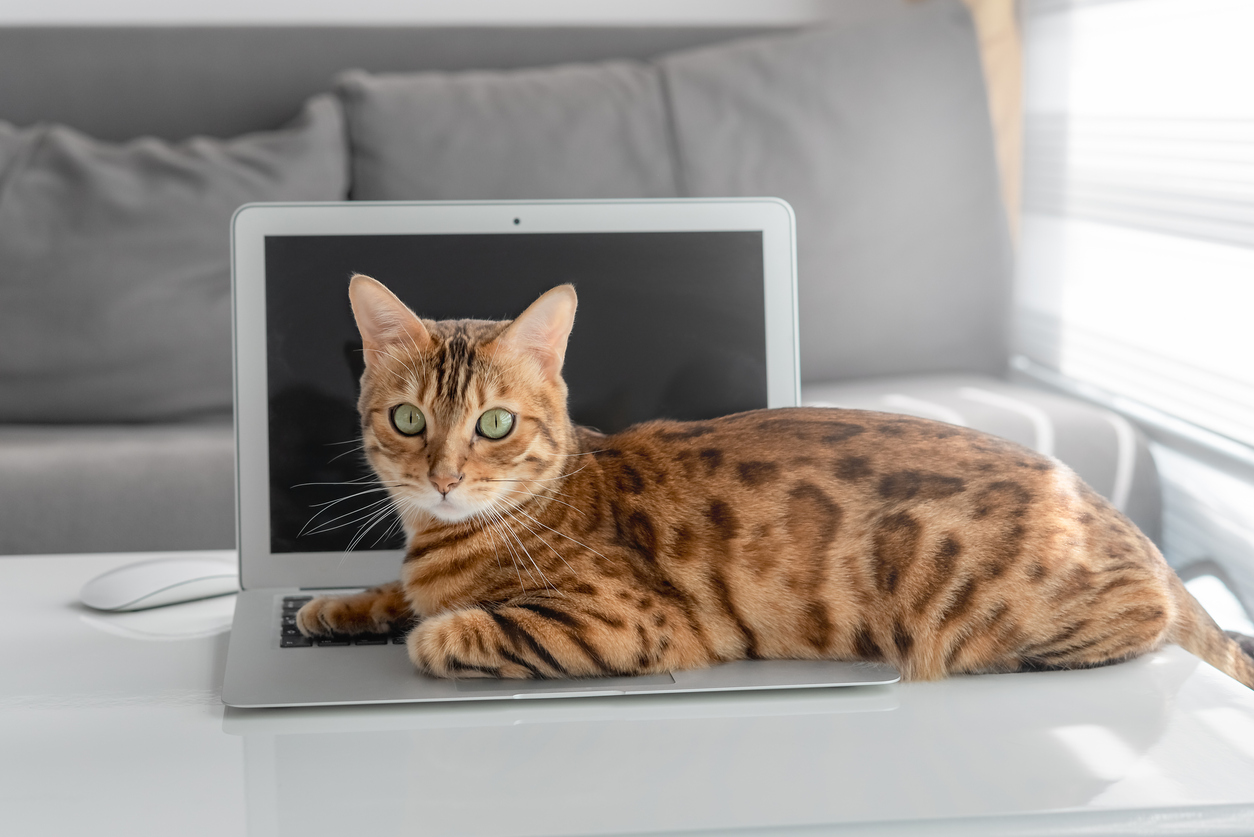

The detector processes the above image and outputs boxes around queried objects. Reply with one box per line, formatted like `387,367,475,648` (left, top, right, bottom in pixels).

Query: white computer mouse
80,555,240,611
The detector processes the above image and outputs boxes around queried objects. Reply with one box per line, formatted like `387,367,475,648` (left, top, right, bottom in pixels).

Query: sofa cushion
0,419,234,555
660,0,1012,383
338,62,678,201
803,375,1162,546
0,95,349,423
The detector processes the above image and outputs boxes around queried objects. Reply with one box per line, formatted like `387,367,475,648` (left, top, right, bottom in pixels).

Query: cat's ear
498,284,577,380
348,274,431,366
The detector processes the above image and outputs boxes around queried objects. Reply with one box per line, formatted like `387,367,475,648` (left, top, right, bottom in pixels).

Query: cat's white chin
423,496,481,524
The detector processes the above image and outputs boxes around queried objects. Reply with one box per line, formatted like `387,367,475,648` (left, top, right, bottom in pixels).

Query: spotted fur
297,276,1254,688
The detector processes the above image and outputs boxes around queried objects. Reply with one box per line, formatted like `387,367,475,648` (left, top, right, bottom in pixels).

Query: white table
7,551,1254,837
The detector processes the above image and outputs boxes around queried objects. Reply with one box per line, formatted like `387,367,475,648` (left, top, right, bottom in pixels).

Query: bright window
1016,0,1254,448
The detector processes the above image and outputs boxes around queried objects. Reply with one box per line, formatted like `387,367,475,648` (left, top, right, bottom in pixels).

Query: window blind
1016,0,1254,448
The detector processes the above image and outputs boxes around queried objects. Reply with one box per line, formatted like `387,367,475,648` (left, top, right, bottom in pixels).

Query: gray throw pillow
0,95,349,422
659,0,1013,383
338,62,678,201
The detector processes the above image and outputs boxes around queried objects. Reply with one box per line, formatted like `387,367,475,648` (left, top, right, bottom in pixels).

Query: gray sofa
0,0,1162,555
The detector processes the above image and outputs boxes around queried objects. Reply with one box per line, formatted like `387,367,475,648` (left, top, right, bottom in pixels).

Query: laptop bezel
231,198,799,591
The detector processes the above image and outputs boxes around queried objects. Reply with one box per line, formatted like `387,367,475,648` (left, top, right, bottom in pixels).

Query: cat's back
581,404,1098,585
592,405,1060,499
576,406,1170,677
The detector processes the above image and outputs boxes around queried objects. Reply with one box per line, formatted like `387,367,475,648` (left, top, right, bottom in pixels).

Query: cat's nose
430,473,464,496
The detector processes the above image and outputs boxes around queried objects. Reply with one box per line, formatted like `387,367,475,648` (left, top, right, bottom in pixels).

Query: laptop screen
263,231,767,554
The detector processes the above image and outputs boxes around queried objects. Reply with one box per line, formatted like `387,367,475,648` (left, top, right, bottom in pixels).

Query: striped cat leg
296,581,416,637
1008,600,1173,674
408,600,644,679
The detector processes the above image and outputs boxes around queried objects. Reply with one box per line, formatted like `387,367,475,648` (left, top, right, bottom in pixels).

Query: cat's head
348,274,577,528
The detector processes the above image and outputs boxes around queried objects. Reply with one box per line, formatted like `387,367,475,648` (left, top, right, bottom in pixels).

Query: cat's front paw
295,582,415,637
407,610,538,679
294,596,346,636
295,595,386,637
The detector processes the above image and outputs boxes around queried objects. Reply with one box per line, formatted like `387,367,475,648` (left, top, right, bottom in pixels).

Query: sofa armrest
0,419,234,555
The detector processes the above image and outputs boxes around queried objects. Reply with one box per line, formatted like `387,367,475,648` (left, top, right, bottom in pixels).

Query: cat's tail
1168,574,1254,689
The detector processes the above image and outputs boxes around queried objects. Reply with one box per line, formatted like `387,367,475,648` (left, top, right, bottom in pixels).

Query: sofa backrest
0,7,1012,395
0,26,784,141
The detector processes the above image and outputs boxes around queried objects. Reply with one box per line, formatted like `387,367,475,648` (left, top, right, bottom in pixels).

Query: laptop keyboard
279,595,409,648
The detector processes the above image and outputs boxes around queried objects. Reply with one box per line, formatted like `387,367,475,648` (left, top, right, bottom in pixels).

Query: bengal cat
296,275,1254,688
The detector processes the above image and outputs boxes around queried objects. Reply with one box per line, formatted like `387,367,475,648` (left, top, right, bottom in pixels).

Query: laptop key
355,635,389,646
315,637,351,647
281,635,314,648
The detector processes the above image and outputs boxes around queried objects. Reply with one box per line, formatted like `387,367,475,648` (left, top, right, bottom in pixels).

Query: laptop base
223,589,901,709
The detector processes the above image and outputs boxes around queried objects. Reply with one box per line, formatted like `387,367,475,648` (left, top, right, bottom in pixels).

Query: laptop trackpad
455,673,676,697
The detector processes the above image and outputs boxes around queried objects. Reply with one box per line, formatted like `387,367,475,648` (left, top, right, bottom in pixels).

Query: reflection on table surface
220,647,1254,836
6,552,1254,836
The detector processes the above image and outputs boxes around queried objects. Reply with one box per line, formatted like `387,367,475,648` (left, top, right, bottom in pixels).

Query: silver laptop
221,199,899,708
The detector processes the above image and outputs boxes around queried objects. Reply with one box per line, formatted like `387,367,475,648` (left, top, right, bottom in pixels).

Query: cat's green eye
391,403,426,436
477,408,515,440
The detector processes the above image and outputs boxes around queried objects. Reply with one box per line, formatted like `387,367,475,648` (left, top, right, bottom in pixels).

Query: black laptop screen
264,231,766,554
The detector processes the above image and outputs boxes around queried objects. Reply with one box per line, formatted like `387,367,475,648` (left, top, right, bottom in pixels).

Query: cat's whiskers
497,513,553,592
327,441,373,468
492,516,535,591
298,492,393,538
345,503,400,554
481,469,575,492
329,492,404,571
485,503,555,593
332,504,396,569
470,510,506,573
373,508,409,549
375,490,432,543
496,503,577,584
493,484,586,517
297,486,399,533
329,444,367,464
387,494,427,547
301,496,395,538
477,503,529,589
301,486,406,513
499,462,591,484
293,476,403,490
340,511,394,568
508,505,611,562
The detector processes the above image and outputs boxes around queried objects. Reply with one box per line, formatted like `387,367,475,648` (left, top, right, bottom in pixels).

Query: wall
0,0,839,26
